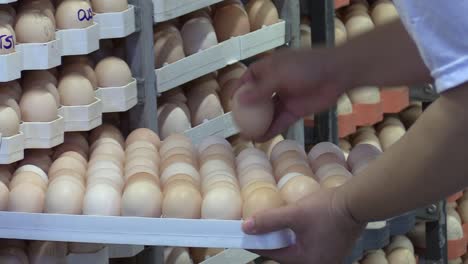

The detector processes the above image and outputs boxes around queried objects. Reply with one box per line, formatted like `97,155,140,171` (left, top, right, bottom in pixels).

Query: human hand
242,188,365,264
235,48,350,142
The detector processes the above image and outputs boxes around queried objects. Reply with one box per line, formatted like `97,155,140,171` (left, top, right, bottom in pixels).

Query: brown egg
162,182,202,218
163,173,198,189
202,174,239,193
180,17,218,56
160,134,194,156
91,0,128,13
219,79,237,112
278,173,320,204
245,0,279,31
20,89,58,122
218,63,247,88
232,84,273,139
126,128,161,149
48,169,85,186
8,182,45,213
242,187,284,219
274,157,309,180
307,141,345,164
255,134,284,159
0,81,22,102
62,55,94,67
61,63,98,90
121,180,162,217
95,57,132,87
158,103,192,139
124,166,158,183
310,152,348,173
241,180,276,198
161,154,197,173
200,159,235,177
89,124,125,147
347,143,381,172
199,142,233,159
15,10,55,43
239,168,275,188
237,147,268,162
186,86,224,126
91,143,125,164
353,132,382,151
0,105,20,137
83,184,121,216
202,186,242,219
272,150,305,168
154,26,185,68
159,87,187,104
56,0,93,29
90,137,123,153
161,162,200,187
124,158,158,177
45,178,84,214
88,159,123,177
321,175,349,188
53,144,88,161
237,155,272,175
213,4,250,42
160,147,195,165
9,171,47,192
63,132,89,152
315,163,351,181
48,156,87,177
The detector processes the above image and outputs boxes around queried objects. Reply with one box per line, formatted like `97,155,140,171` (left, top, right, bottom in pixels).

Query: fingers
237,59,278,105
243,204,298,234
256,99,300,142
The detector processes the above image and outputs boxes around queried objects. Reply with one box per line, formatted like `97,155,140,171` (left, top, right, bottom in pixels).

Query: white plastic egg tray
0,0,16,3
0,6,136,82
152,0,224,22
155,20,286,93
184,112,239,144
58,98,103,132
0,79,138,164
0,212,295,250
66,245,144,264
96,78,138,113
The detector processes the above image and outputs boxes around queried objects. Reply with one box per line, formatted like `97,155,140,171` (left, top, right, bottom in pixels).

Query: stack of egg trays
345,210,417,263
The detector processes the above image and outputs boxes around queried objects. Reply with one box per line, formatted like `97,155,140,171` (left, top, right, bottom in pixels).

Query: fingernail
243,218,256,233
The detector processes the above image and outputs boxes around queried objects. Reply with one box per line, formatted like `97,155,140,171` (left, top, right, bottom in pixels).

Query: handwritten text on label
78,8,93,21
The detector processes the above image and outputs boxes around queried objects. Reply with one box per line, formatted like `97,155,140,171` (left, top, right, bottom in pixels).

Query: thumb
242,205,298,234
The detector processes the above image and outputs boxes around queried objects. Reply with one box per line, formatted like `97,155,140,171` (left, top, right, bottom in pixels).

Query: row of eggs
0,54,133,138
0,123,385,220
157,62,247,139
0,0,130,49
154,0,279,68
354,235,416,264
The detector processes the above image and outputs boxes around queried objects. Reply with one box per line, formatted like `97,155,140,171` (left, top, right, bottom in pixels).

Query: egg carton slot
20,116,65,149
0,132,25,164
155,20,286,93
96,78,138,113
0,7,136,83
58,98,103,132
152,0,225,22
184,112,239,144
0,211,295,250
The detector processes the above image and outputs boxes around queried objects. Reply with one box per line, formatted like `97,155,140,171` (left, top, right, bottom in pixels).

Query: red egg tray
338,113,356,138
335,0,350,9
447,191,464,203
448,237,467,260
352,102,384,127
380,87,410,114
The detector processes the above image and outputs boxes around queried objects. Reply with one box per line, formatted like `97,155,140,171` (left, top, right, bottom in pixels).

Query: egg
353,133,382,151
57,74,96,106
20,89,58,122
15,10,55,43
447,214,464,240
164,174,199,190
95,57,132,87
0,182,8,211
154,26,185,68
200,159,236,178
124,158,158,176
53,144,88,162
45,178,84,214
385,235,414,254
165,247,192,264
0,81,22,102
0,106,20,137
181,17,218,56
63,55,94,67
202,174,239,193
23,82,60,109
158,103,192,139
334,18,347,45
0,247,29,264
371,0,399,26
126,128,161,149
161,162,200,187
345,15,375,39
0,25,15,54
8,182,45,213
272,140,307,163
186,86,224,126
9,171,47,192
90,124,125,147
162,182,202,218
213,4,250,42
278,173,320,204
347,143,381,172
321,175,349,188
49,156,87,177
245,0,279,31
310,152,348,173
255,134,284,159
201,186,241,220
232,84,274,139
242,187,284,219
237,154,272,173
64,132,89,153
91,144,125,164
361,250,388,264
160,149,195,168
28,240,68,264
218,63,247,88
274,157,310,180
386,248,416,264
378,126,406,151
83,184,121,216
121,180,162,217
56,0,93,29
160,133,193,153
61,63,98,90
91,0,128,13
14,164,48,183
159,87,187,104
237,147,268,162
198,135,231,152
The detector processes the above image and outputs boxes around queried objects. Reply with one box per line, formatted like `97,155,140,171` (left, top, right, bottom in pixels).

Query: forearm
334,19,432,88
339,83,468,222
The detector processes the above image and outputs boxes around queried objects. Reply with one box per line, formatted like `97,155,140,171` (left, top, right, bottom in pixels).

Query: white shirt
394,1,468,93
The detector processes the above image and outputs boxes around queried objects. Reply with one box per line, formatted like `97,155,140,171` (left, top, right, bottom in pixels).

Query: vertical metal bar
307,0,338,144
125,0,158,133
424,201,448,263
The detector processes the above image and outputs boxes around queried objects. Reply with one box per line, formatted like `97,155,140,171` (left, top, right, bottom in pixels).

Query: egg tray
0,80,138,164
152,0,225,22
155,20,286,93
0,6,136,82
67,245,145,264
380,86,410,114
184,112,240,144
0,211,295,250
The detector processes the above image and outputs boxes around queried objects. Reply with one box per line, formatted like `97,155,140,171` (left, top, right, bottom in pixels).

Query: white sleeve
393,0,468,93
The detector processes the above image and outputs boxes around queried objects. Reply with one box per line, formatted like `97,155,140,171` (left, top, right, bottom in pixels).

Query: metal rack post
125,0,158,133
306,0,338,144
